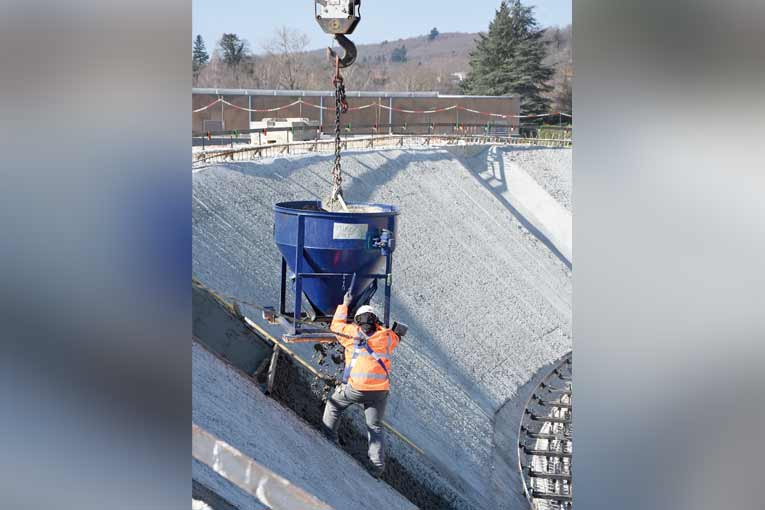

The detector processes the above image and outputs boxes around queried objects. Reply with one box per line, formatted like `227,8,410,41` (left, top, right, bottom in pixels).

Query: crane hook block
329,34,358,69
315,0,361,35
316,1,360,68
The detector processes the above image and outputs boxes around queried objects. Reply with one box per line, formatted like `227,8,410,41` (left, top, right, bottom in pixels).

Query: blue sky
192,1,571,54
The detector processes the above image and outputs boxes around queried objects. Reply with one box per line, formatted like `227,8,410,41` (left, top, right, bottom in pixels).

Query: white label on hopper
333,222,368,240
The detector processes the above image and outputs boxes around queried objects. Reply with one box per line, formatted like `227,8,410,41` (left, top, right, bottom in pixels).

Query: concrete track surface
505,147,572,212
192,145,572,509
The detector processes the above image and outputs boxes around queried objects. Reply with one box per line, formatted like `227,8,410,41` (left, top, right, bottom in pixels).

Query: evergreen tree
218,33,248,68
461,0,553,115
391,45,408,63
428,27,440,41
192,35,209,79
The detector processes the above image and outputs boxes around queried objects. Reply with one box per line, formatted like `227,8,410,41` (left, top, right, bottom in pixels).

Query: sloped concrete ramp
455,146,572,265
193,340,417,510
192,146,572,509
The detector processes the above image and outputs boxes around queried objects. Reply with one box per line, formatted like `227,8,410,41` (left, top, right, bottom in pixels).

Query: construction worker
322,290,402,479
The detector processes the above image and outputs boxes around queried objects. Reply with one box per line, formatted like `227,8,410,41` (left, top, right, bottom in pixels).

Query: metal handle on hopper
371,229,394,255
346,271,357,294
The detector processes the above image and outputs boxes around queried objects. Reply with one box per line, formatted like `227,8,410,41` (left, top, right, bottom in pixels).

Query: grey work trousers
322,383,389,470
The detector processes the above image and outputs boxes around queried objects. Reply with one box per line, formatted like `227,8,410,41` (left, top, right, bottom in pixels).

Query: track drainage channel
518,353,572,509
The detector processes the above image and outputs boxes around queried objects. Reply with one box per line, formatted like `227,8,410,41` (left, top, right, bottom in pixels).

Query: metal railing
191,124,571,167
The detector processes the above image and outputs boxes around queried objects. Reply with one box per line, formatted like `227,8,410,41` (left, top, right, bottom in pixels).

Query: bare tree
191,23,572,99
552,64,573,113
264,27,310,90
542,24,573,113
196,54,262,89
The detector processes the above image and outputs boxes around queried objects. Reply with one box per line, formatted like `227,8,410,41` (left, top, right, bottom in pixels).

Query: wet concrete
193,282,474,510
268,341,475,510
192,278,271,375
193,338,418,510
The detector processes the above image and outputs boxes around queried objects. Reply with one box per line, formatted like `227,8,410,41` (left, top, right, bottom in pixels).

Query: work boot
321,427,340,447
369,464,384,479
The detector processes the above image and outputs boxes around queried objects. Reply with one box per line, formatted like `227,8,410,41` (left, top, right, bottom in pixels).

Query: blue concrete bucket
273,201,399,323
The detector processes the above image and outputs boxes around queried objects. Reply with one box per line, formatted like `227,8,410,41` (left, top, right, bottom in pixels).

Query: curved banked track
518,353,573,509
192,146,572,509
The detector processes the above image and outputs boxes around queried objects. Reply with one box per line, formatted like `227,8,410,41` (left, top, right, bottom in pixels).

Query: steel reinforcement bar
517,353,573,510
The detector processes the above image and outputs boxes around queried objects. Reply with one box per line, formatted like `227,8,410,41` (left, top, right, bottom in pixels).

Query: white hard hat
354,305,376,319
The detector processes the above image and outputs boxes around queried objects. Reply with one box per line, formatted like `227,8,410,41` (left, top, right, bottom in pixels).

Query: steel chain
331,74,348,204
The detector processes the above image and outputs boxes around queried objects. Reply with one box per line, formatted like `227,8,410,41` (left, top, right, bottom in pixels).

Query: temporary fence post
388,97,393,135
220,96,225,131
376,97,382,138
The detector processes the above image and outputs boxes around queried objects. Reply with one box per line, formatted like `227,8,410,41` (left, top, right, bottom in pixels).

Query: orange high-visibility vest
331,304,400,391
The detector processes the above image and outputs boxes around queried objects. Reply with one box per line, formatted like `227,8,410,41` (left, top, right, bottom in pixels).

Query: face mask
355,313,378,335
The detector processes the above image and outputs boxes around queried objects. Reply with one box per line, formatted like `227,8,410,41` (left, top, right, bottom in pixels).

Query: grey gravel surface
192,146,572,509
501,146,572,211
192,340,417,510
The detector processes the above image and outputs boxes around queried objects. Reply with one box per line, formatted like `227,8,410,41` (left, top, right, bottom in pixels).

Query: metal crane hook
328,34,357,69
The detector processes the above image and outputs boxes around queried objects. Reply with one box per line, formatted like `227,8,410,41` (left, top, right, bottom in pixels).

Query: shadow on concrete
341,150,449,203
448,145,572,270
210,148,454,199
213,152,330,182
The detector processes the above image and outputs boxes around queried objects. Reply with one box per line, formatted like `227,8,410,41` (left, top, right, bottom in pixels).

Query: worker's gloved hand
343,291,352,307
